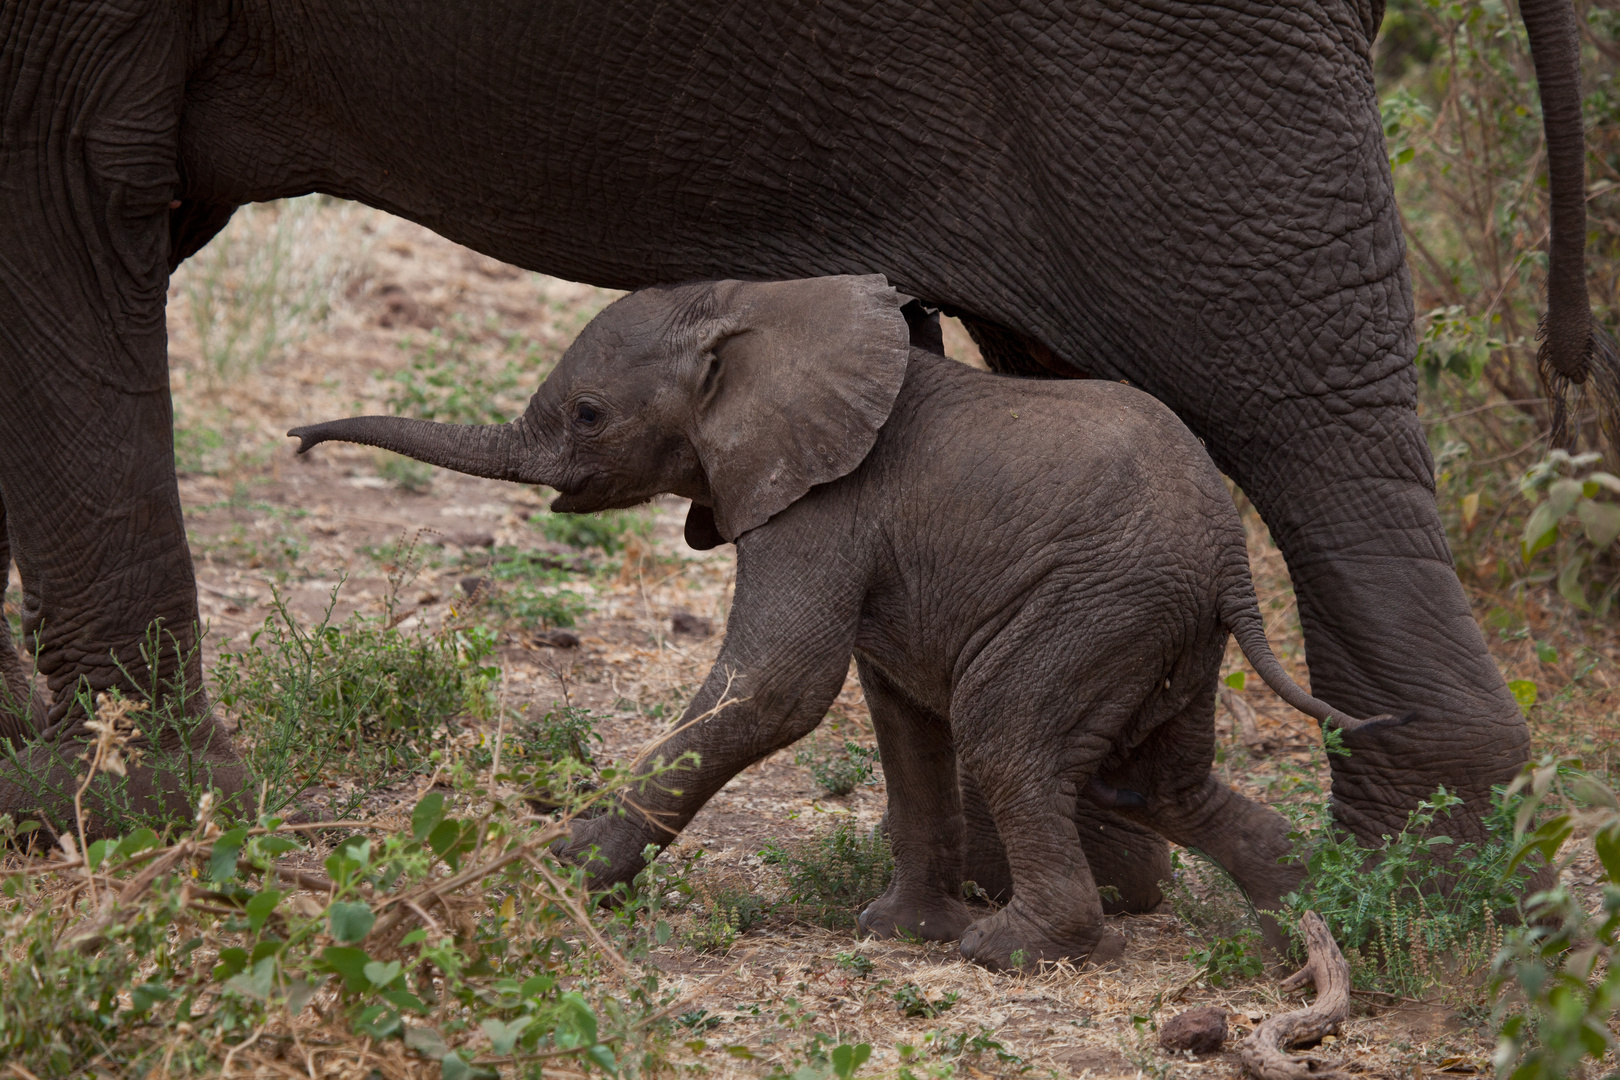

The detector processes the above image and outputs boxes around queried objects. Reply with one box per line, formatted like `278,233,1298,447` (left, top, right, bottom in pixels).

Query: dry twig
1241,911,1351,1080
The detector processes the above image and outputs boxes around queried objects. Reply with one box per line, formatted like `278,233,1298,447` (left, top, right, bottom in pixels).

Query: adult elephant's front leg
0,0,246,834
1240,407,1526,847
0,497,47,741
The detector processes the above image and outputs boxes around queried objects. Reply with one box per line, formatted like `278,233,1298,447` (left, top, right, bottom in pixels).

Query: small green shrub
386,327,545,425
892,982,957,1019
764,1035,873,1080
761,820,892,929
511,704,603,768
795,738,879,797
1186,930,1264,987
1516,450,1620,617
1490,757,1620,1080
0,783,676,1076
834,951,875,978
686,888,774,953
213,583,499,815
534,509,652,554
1280,786,1526,996
377,451,434,493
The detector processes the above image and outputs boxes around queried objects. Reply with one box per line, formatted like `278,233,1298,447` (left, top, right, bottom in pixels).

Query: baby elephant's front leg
559,529,865,890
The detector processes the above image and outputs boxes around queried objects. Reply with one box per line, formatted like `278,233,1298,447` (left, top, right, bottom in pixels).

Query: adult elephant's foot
958,899,1125,972
0,718,248,840
858,883,974,942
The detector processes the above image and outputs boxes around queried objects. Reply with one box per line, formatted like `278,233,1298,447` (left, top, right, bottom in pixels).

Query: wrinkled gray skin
290,276,1389,969
0,0,1602,840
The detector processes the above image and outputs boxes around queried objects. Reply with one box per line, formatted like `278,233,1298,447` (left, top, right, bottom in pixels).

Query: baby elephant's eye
574,401,600,426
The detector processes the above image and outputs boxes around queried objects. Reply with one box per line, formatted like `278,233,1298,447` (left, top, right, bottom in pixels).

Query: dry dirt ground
112,197,1620,1077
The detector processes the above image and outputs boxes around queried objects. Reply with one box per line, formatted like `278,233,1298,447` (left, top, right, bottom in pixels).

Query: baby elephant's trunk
287,416,541,484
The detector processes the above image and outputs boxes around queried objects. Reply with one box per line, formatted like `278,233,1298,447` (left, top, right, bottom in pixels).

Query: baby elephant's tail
1216,558,1391,732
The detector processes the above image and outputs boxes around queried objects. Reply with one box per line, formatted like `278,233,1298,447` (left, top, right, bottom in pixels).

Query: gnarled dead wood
1241,910,1351,1080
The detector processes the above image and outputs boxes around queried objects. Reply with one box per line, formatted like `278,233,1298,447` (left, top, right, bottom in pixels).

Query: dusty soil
147,198,1619,1078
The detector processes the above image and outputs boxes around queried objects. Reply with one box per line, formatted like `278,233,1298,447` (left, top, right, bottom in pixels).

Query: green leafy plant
1281,786,1526,996
762,1034,874,1080
0,711,692,1075
685,887,774,953
1489,756,1620,1080
1186,930,1265,987
509,703,604,769
1517,450,1620,616
534,509,652,555
761,820,893,929
794,738,880,797
213,582,499,815
892,982,957,1019
834,951,875,978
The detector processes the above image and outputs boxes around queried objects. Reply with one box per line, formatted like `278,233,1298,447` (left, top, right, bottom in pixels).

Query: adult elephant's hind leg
1238,410,1527,848
0,0,247,834
856,660,974,943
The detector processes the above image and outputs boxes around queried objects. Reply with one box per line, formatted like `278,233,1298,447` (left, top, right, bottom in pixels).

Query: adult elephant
0,0,1607,847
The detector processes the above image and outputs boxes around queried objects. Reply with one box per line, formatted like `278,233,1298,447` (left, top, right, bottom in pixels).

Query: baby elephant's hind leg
856,660,975,943
961,767,1168,913
1073,800,1171,914
1119,773,1303,952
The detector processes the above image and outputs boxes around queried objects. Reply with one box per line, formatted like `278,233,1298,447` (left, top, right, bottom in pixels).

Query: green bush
794,738,880,797
1516,451,1620,617
1490,757,1620,1080
213,584,499,816
534,509,652,555
1280,786,1526,996
0,785,674,1076
762,820,892,929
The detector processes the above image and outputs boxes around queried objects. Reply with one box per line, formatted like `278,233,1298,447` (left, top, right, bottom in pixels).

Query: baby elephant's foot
858,885,975,943
958,901,1125,972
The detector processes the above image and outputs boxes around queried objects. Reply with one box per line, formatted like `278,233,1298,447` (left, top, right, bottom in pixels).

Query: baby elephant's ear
690,275,910,541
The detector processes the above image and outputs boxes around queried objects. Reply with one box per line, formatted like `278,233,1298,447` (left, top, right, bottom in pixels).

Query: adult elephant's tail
1519,0,1620,450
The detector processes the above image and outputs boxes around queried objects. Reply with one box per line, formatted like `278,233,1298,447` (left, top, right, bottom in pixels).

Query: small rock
459,576,490,598
535,629,581,649
671,611,713,637
1159,1006,1227,1054
445,531,495,549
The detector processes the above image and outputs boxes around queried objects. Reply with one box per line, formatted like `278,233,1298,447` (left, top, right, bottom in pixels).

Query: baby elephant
291,275,1374,970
